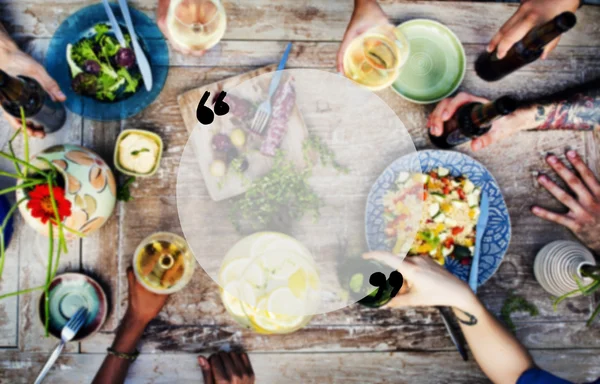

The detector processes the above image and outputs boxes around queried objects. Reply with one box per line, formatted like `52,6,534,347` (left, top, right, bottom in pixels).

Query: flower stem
0,285,45,300
46,176,68,253
0,152,46,176
20,108,29,176
0,197,26,280
60,225,86,238
0,180,44,196
7,131,22,178
45,222,54,337
0,170,25,179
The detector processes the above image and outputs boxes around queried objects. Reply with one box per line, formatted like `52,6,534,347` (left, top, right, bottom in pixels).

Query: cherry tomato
460,258,471,266
457,189,466,200
452,227,464,235
444,238,454,248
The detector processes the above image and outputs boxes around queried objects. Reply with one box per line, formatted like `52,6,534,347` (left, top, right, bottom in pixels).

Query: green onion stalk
553,264,600,326
0,108,83,336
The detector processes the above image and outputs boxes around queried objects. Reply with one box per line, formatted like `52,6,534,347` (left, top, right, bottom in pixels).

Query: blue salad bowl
365,150,511,287
46,3,169,121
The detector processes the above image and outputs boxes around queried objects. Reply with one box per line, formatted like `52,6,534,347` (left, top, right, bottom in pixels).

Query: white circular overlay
176,69,421,322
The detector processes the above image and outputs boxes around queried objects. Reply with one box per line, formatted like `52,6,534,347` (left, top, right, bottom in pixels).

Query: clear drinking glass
343,24,410,91
166,0,227,52
133,232,195,294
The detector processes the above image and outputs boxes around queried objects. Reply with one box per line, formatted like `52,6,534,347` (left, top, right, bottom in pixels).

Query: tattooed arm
533,81,600,131
363,252,535,384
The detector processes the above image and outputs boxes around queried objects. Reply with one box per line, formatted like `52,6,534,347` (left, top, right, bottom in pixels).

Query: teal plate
39,273,108,341
392,19,466,104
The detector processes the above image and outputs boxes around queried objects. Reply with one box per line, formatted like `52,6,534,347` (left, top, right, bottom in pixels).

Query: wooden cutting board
177,65,309,202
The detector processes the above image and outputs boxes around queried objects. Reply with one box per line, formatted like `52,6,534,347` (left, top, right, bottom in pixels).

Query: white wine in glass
166,0,227,52
343,25,410,91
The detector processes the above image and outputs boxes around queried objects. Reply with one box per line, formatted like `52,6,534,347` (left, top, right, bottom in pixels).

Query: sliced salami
260,77,296,156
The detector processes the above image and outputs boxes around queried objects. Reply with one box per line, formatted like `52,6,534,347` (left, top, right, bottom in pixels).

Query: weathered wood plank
1,1,600,47
79,120,124,352
1,349,599,383
79,317,600,354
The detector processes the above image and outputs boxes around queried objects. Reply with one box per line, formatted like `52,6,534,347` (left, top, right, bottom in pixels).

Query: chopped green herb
130,148,150,156
117,176,136,202
303,134,349,174
501,293,538,332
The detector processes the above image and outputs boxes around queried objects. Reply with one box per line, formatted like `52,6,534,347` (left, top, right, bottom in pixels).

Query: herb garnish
117,176,136,202
303,134,349,174
500,293,538,332
131,148,150,156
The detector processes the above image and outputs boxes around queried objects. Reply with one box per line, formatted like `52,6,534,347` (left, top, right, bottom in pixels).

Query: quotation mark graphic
196,91,230,125
368,271,403,301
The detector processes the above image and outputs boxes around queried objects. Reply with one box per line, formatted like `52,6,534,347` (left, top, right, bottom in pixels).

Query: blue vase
0,195,14,247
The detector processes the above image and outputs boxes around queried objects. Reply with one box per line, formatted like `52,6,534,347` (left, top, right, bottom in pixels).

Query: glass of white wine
166,0,227,52
343,24,410,91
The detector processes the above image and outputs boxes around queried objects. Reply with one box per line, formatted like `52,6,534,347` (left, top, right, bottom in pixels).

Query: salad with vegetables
383,167,481,265
67,23,141,101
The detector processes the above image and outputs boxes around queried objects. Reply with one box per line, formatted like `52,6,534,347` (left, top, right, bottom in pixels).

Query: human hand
337,0,389,73
124,267,169,326
198,352,255,384
157,0,207,57
532,150,600,254
427,91,532,151
0,43,66,138
487,0,579,60
363,252,476,311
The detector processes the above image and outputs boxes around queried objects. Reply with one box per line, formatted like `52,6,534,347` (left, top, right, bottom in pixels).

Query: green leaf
500,293,538,333
94,23,111,40
117,176,136,202
117,68,140,94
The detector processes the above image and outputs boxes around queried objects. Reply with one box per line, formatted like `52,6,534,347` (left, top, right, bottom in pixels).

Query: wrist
123,310,151,331
451,289,482,314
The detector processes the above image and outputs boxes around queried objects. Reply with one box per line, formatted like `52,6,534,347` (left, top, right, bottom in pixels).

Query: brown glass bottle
0,69,66,132
429,96,517,149
475,12,577,82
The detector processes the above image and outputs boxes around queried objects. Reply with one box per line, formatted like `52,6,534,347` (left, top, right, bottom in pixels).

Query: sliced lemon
288,268,307,298
260,251,299,280
221,281,256,318
265,287,307,330
250,232,283,258
241,262,266,288
218,258,251,285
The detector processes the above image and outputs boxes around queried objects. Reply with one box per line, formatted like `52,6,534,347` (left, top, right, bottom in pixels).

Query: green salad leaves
68,23,141,101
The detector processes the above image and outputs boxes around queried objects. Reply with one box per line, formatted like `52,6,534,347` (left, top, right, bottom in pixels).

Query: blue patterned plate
365,150,511,287
45,3,169,121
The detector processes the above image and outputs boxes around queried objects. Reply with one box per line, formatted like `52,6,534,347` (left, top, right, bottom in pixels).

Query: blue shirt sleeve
517,368,573,384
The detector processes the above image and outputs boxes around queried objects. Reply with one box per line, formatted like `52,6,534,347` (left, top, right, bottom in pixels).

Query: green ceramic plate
392,19,466,104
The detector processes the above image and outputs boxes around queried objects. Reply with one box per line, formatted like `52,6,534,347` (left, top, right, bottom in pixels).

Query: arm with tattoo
529,79,600,131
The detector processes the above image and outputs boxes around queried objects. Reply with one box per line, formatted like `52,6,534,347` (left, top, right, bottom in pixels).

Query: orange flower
26,185,72,224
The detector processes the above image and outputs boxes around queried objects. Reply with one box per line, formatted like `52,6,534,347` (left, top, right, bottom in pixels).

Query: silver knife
101,0,126,46
117,0,153,91
469,189,490,293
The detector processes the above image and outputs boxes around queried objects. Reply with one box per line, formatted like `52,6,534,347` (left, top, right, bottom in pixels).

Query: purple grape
115,47,136,69
83,60,101,75
72,73,97,96
212,134,233,152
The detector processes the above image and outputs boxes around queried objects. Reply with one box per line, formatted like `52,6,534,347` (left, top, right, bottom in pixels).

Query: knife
436,306,468,361
117,0,153,91
469,189,490,293
101,0,126,46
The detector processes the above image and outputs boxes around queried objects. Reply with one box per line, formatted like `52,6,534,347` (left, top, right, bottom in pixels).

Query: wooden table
1,1,600,383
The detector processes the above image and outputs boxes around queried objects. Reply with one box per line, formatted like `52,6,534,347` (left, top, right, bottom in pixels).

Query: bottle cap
555,12,577,32
495,96,518,115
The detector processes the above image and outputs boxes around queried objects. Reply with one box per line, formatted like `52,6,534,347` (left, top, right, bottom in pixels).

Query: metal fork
34,307,88,384
250,42,292,134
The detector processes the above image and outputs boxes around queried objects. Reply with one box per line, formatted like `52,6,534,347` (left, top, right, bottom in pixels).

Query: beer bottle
0,69,66,132
341,258,403,308
475,12,577,82
429,96,518,149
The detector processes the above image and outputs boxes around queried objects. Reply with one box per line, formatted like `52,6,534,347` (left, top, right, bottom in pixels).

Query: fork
34,307,88,384
250,42,292,134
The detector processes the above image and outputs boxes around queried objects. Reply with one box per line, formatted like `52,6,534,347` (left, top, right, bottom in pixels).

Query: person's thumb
197,356,215,384
471,124,510,151
126,267,135,289
541,37,560,60
25,62,66,102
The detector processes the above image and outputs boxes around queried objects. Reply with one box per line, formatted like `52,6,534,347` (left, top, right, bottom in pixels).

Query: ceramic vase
533,240,596,297
16,144,116,238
